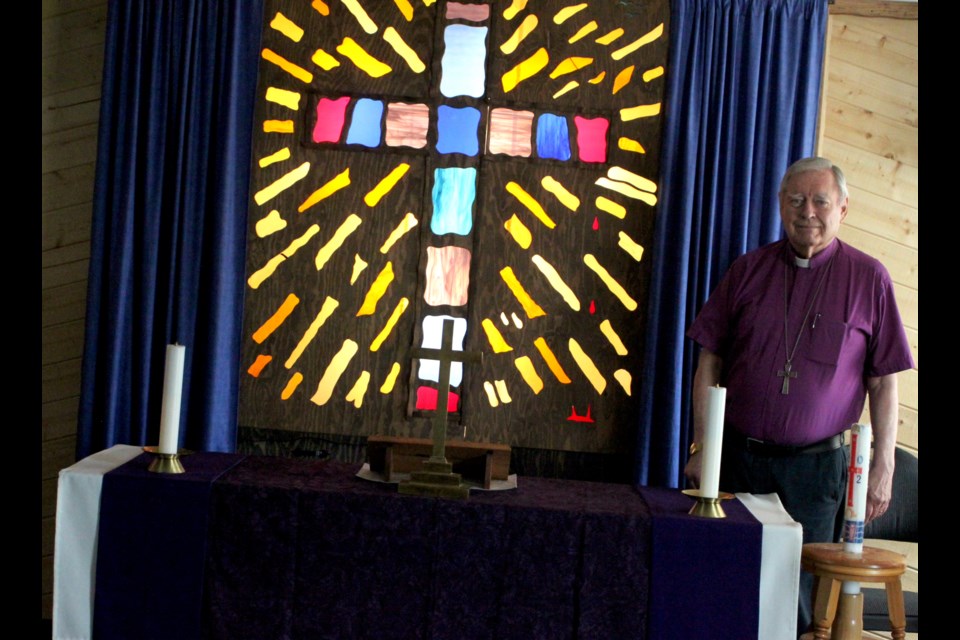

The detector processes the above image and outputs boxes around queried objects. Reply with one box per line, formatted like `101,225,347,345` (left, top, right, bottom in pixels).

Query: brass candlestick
143,446,190,474
682,489,734,518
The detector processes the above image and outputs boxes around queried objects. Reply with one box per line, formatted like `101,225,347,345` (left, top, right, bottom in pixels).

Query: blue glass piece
431,167,477,236
345,98,383,148
536,113,572,161
436,106,481,156
440,25,488,98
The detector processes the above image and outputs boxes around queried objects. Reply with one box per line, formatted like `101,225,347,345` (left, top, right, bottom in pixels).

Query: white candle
842,423,872,555
158,344,186,455
700,385,726,499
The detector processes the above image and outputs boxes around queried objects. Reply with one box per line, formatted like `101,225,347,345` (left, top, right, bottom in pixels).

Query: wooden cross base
398,459,471,500
366,435,511,491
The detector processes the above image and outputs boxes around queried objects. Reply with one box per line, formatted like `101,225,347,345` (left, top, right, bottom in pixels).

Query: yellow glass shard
618,231,644,261
337,37,392,78
370,297,409,351
310,340,359,406
569,338,607,394
614,369,632,395
550,57,593,79
514,356,544,394
254,161,310,206
259,147,291,167
311,0,330,16
350,254,368,284
595,28,624,45
481,318,513,353
365,163,410,207
380,212,418,254
281,372,303,400
383,27,426,73
541,176,580,211
253,293,300,344
345,371,371,408
569,20,598,43
341,0,378,34
643,65,664,82
534,337,572,384
503,0,528,20
483,381,500,407
270,12,304,42
494,379,512,403
500,266,546,318
588,71,605,84
502,47,549,93
380,362,401,393
261,48,313,83
596,196,626,219
504,214,532,249
608,166,657,193
299,168,351,213
612,65,634,94
285,296,339,368
531,254,580,311
357,261,394,316
621,103,662,121
553,3,587,24
255,210,287,237
583,254,638,311
316,214,363,271
618,137,646,154
311,48,340,71
599,319,628,355
247,224,319,289
611,22,664,60
553,81,579,99
422,0,436,6
506,181,556,229
393,0,414,21
595,177,657,206
500,14,538,55
264,120,294,133
266,87,301,110
511,312,523,328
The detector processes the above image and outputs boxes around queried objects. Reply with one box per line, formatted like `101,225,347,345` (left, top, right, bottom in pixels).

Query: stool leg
885,579,907,640
831,591,863,640
810,575,840,640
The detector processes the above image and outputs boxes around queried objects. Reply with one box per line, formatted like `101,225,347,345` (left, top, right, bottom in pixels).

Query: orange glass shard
550,57,593,79
569,20,598,43
248,354,272,377
569,338,606,394
553,3,587,24
500,266,546,318
502,0,528,20
502,47,549,93
534,337,571,384
253,293,300,344
611,23,664,60
588,71,605,84
393,0,414,20
618,137,646,153
285,296,339,368
254,161,310,206
370,297,409,352
261,49,313,83
263,120,294,133
299,167,351,213
595,28,624,45
357,261,395,316
612,65,634,94
270,12,304,42
310,339,359,406
311,0,330,15
514,356,545,394
620,103,661,121
481,318,513,353
281,372,303,399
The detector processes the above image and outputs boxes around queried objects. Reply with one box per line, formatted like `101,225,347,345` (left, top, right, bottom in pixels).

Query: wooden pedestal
366,435,511,490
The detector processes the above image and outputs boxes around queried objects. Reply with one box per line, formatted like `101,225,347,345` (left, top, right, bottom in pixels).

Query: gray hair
779,157,848,201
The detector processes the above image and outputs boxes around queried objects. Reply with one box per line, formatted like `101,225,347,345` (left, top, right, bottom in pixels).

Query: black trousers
720,436,848,637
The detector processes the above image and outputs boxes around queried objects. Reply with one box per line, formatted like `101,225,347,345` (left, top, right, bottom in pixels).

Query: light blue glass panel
430,167,476,236
440,25,488,98
345,98,383,147
536,113,571,161
436,106,481,156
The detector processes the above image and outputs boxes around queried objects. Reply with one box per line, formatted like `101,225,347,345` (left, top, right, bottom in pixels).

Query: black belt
729,432,843,457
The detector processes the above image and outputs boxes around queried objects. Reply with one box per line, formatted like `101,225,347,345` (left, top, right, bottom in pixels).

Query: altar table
53,445,801,640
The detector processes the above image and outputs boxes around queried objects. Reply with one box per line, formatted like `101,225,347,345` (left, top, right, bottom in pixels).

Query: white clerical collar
794,256,810,268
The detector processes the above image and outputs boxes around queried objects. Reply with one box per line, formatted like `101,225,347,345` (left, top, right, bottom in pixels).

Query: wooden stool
801,543,907,640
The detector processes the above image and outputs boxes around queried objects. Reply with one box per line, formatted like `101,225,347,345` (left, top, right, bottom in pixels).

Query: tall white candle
158,344,186,455
700,385,726,499
842,423,872,555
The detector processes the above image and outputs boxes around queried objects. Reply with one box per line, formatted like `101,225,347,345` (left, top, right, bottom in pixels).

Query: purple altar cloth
638,487,762,640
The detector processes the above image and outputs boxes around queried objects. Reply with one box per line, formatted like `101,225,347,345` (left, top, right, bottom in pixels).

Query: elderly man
684,157,914,633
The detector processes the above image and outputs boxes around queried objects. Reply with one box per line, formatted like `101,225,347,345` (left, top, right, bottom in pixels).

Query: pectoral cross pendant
778,362,797,395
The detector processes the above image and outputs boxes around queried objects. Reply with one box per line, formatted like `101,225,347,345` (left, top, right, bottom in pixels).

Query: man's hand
865,451,895,523
864,373,900,523
684,452,702,489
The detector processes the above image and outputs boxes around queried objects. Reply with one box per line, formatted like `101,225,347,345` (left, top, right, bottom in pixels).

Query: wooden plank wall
819,8,919,458
39,0,920,621
42,0,108,618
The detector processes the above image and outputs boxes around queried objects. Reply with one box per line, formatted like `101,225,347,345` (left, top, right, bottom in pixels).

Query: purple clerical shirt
687,239,914,446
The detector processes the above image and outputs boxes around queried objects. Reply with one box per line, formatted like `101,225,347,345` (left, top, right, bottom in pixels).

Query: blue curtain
77,0,264,459
634,0,828,487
